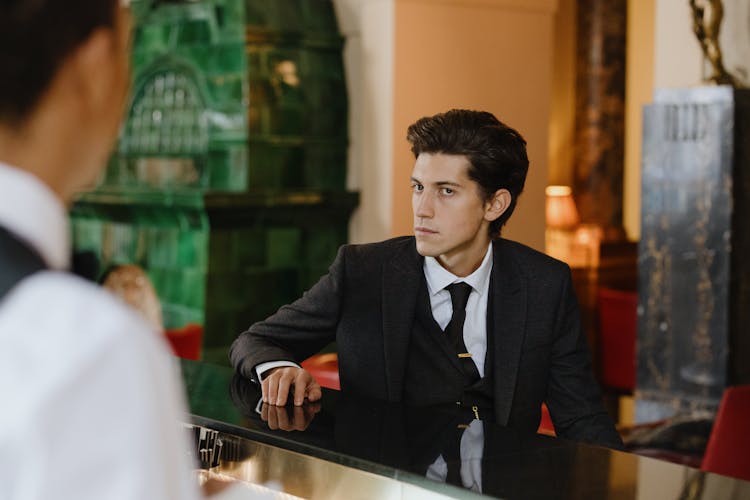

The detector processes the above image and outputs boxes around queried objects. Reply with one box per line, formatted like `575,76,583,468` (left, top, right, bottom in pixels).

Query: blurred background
69,0,750,475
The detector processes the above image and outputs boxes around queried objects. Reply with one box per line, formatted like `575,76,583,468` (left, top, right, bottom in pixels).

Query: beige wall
391,0,557,251
548,0,576,187
333,0,395,244
653,0,704,89
623,0,655,241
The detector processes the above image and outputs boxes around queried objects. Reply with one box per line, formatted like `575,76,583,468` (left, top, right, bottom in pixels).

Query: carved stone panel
637,86,735,422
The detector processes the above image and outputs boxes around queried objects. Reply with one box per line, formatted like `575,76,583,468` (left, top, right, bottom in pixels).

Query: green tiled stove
71,0,357,364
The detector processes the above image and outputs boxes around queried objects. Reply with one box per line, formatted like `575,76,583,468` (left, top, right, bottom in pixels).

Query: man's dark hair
0,0,119,126
406,109,529,238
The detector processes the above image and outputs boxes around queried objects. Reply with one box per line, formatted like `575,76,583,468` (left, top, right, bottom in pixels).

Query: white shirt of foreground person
0,162,201,500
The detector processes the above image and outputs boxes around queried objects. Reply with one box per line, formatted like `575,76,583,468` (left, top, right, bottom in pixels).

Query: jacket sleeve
229,245,347,382
545,267,624,449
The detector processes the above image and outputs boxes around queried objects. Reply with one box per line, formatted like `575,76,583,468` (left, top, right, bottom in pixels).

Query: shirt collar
423,244,493,297
0,161,70,270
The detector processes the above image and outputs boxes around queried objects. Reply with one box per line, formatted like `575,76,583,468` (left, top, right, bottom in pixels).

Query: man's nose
414,192,434,218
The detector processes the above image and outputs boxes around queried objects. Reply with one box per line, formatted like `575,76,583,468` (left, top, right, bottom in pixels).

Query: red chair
597,288,637,392
701,385,750,481
537,403,556,436
301,352,340,390
164,323,203,360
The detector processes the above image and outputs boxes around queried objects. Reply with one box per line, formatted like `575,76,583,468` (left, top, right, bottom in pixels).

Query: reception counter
180,360,749,499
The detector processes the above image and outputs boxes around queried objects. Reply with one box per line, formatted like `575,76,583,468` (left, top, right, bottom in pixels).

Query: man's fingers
293,371,312,406
260,378,269,403
261,367,320,406
262,367,295,406
306,383,322,402
275,372,294,406
265,373,280,405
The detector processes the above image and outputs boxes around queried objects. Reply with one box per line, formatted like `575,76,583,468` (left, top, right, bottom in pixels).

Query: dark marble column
573,0,627,240
637,87,750,423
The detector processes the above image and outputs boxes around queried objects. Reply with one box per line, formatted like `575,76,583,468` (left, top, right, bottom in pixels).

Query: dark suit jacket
230,236,623,448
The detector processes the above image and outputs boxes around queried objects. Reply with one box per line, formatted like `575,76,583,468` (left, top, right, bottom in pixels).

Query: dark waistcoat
404,278,494,417
0,225,46,301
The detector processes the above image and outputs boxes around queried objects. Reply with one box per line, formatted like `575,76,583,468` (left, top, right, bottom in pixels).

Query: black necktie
445,283,481,382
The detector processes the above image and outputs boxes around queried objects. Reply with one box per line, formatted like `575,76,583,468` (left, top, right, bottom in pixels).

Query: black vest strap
0,225,47,301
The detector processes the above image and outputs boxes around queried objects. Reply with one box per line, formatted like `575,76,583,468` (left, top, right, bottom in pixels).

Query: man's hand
260,401,322,431
261,366,322,406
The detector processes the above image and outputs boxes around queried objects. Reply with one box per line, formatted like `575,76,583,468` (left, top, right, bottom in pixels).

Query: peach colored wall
391,0,557,252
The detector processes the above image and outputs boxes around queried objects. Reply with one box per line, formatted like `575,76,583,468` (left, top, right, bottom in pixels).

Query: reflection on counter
180,360,750,499
188,423,464,500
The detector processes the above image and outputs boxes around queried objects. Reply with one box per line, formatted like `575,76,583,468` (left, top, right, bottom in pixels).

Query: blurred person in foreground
0,1,240,498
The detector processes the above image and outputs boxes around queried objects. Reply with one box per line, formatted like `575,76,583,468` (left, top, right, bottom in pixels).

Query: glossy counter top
180,360,750,499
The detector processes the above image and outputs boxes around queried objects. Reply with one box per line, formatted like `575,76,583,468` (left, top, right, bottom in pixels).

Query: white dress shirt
423,244,493,378
0,162,201,500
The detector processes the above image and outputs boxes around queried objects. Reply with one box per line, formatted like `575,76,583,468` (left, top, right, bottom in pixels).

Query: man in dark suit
230,109,623,448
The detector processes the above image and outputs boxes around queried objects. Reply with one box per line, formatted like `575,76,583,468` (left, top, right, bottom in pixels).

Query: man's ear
484,188,511,222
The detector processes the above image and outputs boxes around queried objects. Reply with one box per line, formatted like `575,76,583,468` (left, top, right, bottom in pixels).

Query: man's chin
414,239,440,257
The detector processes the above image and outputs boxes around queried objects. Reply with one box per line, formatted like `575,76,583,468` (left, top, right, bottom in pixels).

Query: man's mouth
414,226,437,235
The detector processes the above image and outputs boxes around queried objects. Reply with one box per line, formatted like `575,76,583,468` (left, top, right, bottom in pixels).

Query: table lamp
545,185,579,261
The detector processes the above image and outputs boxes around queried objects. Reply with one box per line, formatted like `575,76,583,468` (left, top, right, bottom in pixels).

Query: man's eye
441,187,454,195
412,184,424,192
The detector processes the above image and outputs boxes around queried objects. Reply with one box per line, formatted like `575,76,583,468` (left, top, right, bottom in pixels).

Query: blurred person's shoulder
0,270,173,381
0,271,199,500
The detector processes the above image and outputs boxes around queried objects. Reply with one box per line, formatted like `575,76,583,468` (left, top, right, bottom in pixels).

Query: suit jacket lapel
382,238,422,401
490,239,527,425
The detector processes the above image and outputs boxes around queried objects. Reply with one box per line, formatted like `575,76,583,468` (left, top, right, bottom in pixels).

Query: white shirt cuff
255,360,300,380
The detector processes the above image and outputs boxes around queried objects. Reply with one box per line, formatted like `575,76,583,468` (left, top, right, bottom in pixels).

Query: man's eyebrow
410,177,464,189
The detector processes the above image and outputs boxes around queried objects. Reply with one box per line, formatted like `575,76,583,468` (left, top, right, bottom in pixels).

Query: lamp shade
545,185,579,229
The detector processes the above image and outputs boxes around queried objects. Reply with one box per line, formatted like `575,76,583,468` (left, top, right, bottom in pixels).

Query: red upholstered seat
537,403,556,436
301,352,340,390
701,385,750,481
597,288,637,392
164,323,203,360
